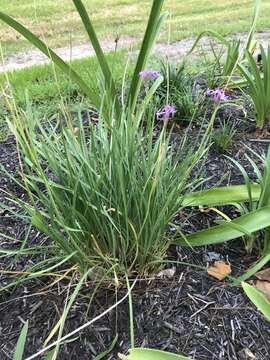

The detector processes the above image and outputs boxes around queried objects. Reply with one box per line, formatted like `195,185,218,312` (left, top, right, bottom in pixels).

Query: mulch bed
1,108,270,360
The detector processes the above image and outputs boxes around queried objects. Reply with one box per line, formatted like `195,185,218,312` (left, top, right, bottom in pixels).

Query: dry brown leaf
254,267,270,301
207,260,231,281
255,268,270,281
254,280,270,301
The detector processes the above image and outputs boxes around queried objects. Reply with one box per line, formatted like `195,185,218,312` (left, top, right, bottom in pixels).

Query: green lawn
1,0,270,57
0,50,131,138
0,49,130,110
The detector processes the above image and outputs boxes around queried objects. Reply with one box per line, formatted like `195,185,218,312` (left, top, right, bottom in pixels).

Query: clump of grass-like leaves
239,46,270,129
8,106,206,276
211,120,236,153
155,61,198,122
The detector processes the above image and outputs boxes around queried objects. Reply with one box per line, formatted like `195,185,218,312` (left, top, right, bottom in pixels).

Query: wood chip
207,261,231,281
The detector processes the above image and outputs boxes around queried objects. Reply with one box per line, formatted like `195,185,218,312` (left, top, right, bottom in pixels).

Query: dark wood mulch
1,110,270,360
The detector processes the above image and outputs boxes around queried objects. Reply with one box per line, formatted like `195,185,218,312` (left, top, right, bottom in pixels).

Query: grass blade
246,0,261,52
14,321,29,360
44,270,91,359
128,0,165,111
25,281,136,359
188,30,229,55
72,0,120,116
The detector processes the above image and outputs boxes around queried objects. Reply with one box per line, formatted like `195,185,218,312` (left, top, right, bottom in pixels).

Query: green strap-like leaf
174,206,270,246
120,348,192,360
0,11,100,108
72,0,121,117
187,30,229,55
246,0,261,53
183,184,261,207
128,0,165,112
14,321,29,360
242,282,270,322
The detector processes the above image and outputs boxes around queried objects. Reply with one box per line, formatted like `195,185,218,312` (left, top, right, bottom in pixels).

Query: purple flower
139,69,161,81
205,88,228,103
156,104,177,121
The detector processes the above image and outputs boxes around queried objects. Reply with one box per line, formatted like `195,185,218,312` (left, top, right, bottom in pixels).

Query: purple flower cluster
205,88,228,103
139,69,161,81
156,104,177,121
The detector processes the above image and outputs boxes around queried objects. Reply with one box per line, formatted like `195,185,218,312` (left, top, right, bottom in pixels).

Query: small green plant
188,0,261,87
211,120,236,153
221,40,241,79
239,46,270,129
201,40,240,87
155,60,198,122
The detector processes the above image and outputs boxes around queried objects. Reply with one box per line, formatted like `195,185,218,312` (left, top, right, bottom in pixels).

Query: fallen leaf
255,268,270,281
253,280,270,301
253,267,270,301
207,260,231,281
